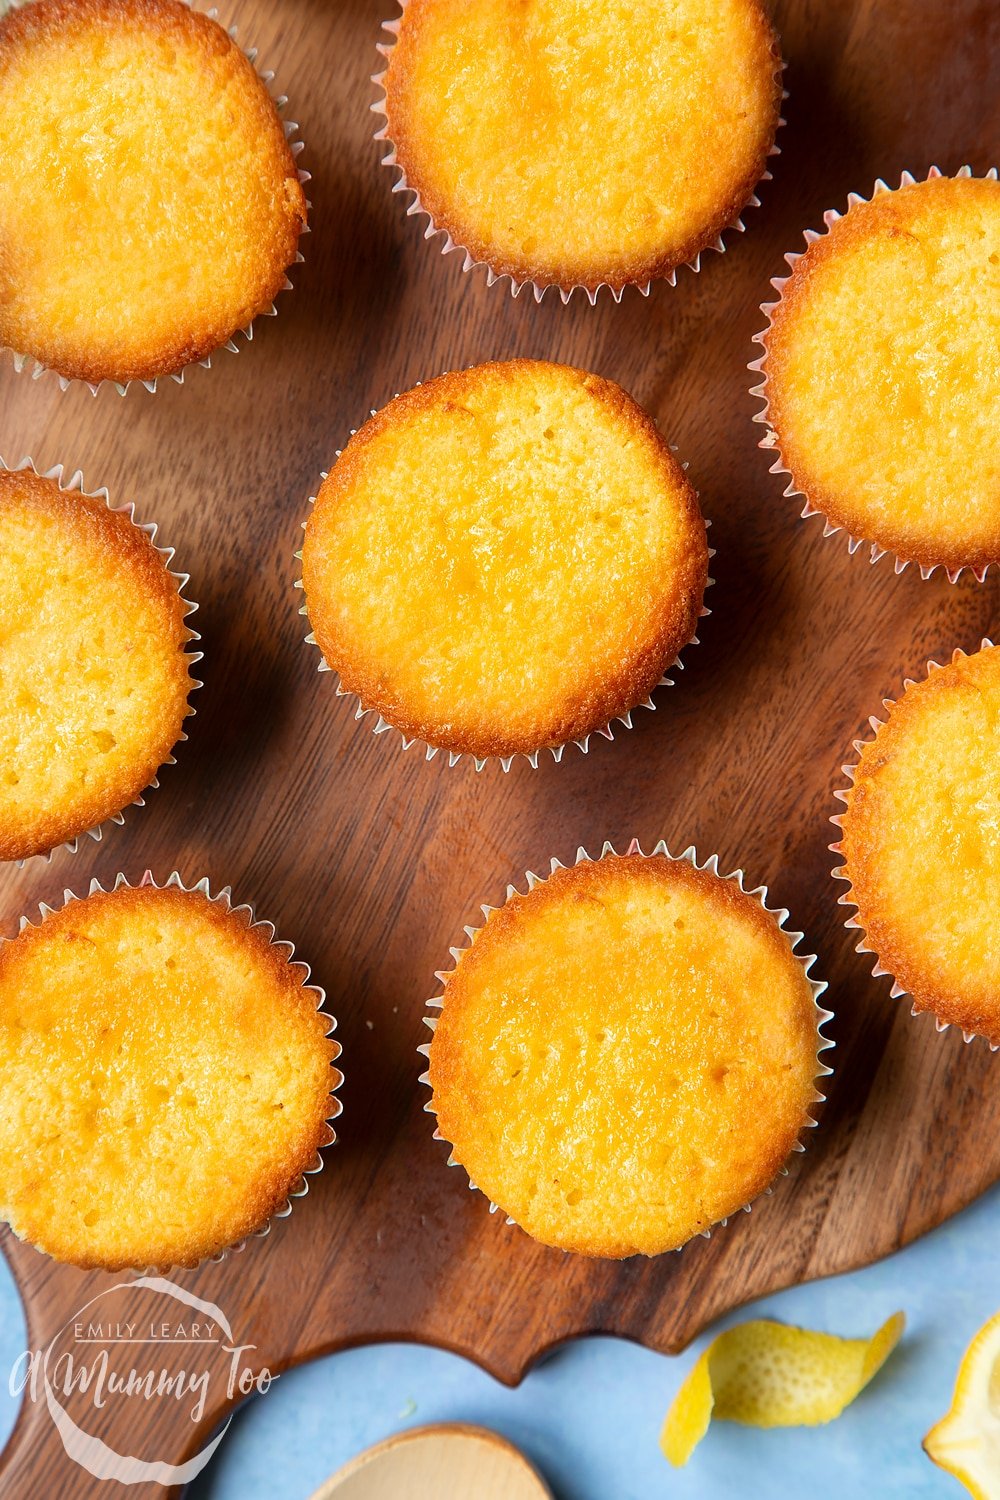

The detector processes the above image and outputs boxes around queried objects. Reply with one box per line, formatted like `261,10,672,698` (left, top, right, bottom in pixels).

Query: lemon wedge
661,1311,905,1466
924,1310,1000,1497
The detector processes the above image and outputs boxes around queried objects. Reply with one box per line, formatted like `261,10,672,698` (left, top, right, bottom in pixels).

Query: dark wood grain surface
1,0,999,1492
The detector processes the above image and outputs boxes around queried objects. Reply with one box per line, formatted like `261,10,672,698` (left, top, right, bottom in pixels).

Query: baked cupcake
0,0,307,389
300,360,710,766
423,845,830,1257
376,0,782,297
834,640,1000,1046
0,464,199,863
755,169,1000,578
0,877,341,1270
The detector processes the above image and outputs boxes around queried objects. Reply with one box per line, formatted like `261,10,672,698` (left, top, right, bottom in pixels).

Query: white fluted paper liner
371,7,785,305
417,838,834,1249
750,164,998,584
294,417,713,770
0,455,202,866
0,0,309,396
831,637,1000,1051
4,870,343,1272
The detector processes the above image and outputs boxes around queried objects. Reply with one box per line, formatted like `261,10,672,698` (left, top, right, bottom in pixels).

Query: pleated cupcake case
371,6,786,305
749,163,998,583
418,838,834,1248
0,456,203,866
0,0,310,396
294,414,713,771
4,870,343,1272
830,637,1000,1050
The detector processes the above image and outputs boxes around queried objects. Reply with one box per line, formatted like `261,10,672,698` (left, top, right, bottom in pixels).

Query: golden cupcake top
0,882,339,1270
0,468,196,863
761,174,1000,572
837,642,1000,1043
427,852,824,1257
301,360,709,761
381,0,781,293
0,0,306,385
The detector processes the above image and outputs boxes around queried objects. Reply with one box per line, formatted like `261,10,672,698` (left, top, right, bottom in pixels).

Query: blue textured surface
2,1190,993,1498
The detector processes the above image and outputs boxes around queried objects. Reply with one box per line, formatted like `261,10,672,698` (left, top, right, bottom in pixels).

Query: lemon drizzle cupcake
297,361,712,769
832,640,1000,1049
0,0,308,393
0,458,201,863
374,0,783,302
751,166,1000,581
420,841,832,1258
0,872,342,1271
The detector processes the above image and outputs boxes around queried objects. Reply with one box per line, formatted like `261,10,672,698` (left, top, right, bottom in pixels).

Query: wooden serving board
1,0,999,1492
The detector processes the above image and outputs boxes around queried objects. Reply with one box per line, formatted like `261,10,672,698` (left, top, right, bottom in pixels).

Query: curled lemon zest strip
661,1311,905,1466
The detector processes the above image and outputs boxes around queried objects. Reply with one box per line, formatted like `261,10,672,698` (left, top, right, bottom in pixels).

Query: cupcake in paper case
299,360,711,769
833,639,1000,1047
421,843,831,1258
374,0,783,300
0,875,342,1271
0,461,200,863
0,0,307,391
752,168,1000,580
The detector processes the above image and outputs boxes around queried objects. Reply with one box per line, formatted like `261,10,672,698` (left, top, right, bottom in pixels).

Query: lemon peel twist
662,1311,905,1466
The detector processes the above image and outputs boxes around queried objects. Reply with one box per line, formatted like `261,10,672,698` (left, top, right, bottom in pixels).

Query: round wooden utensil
308,1423,552,1500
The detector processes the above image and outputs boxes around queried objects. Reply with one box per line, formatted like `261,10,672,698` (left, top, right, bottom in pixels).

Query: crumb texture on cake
428,854,821,1257
302,360,709,759
0,0,307,383
764,176,1000,569
383,0,781,289
0,470,196,863
0,885,337,1270
840,643,1000,1042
